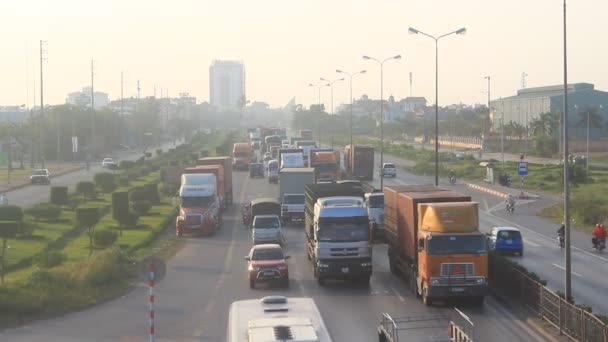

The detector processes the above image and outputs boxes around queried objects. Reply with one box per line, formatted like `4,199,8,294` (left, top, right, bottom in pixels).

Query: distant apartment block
209,60,245,110
66,87,109,108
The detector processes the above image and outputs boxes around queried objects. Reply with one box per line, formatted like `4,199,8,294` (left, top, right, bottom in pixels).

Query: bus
227,296,333,342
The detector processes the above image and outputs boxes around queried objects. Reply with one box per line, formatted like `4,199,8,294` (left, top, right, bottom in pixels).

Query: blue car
488,227,524,256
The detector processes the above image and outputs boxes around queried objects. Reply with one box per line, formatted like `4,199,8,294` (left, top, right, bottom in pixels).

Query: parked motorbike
558,234,565,248
592,238,606,252
449,175,456,185
506,203,514,214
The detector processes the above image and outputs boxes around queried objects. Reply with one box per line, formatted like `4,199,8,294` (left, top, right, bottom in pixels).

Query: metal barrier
378,311,475,342
489,253,608,342
450,308,475,342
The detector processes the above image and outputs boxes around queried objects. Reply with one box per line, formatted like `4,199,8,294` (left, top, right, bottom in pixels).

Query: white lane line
552,263,582,277
485,211,608,262
390,287,406,302
524,238,541,247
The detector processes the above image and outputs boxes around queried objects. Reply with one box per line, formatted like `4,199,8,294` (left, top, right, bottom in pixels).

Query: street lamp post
309,82,330,147
336,69,366,150
409,27,466,186
320,77,345,149
363,55,401,189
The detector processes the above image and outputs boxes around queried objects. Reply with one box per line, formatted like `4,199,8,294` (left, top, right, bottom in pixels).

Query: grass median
0,131,233,327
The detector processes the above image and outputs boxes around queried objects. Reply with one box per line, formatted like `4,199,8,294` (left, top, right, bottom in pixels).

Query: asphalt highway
0,161,547,341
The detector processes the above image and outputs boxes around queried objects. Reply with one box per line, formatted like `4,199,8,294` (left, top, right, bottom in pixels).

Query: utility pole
39,40,46,168
91,59,96,159
484,76,491,140
562,0,572,305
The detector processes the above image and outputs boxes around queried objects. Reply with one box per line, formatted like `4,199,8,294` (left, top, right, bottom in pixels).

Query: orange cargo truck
197,156,233,205
232,142,252,171
384,185,488,305
309,149,340,182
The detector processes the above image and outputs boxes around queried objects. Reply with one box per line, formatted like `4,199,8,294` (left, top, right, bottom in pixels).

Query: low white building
66,87,109,108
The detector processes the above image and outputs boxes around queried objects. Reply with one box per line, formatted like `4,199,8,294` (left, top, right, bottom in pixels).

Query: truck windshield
234,152,249,158
283,195,305,204
317,216,369,242
253,217,280,228
181,196,215,208
368,195,384,208
426,235,487,255
313,163,338,171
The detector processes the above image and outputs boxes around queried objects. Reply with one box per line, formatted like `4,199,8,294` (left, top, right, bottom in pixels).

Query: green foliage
33,250,67,269
144,183,160,204
199,150,209,158
75,181,96,201
131,201,152,215
75,207,100,228
145,152,152,158
115,174,130,186
0,221,20,239
92,230,118,248
24,204,62,222
118,211,140,227
50,186,68,205
168,160,179,167
189,152,199,161
93,172,116,194
571,192,608,225
128,188,148,202
0,206,24,222
533,136,558,158
119,160,135,170
159,182,178,197
111,192,129,221
70,247,132,286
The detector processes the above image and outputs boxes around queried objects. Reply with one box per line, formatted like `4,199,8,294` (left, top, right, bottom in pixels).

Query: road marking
485,211,608,262
390,287,406,302
524,238,541,247
483,198,489,211
483,296,548,342
552,263,582,277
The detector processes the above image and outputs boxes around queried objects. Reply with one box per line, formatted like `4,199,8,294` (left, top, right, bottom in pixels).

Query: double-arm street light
362,54,401,189
309,82,330,146
409,26,466,186
336,69,366,150
320,77,344,148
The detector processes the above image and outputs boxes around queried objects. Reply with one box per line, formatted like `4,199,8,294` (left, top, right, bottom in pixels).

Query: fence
489,253,608,342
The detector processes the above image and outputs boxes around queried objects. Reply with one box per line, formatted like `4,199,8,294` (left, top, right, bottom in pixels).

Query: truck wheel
389,255,398,275
249,279,255,289
317,276,325,286
422,285,432,306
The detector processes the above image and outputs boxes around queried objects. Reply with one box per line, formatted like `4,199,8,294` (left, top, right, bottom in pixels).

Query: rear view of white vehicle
381,162,397,178
252,215,283,245
365,192,385,242
281,194,305,223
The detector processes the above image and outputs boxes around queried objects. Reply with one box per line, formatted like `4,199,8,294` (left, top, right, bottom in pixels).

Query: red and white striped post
149,263,155,342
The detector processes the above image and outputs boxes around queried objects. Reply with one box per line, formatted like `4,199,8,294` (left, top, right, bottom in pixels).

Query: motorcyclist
592,223,607,248
449,169,456,184
557,222,565,238
505,194,516,210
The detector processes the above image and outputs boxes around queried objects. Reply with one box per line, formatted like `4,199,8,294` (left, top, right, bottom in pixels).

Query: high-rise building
209,60,245,110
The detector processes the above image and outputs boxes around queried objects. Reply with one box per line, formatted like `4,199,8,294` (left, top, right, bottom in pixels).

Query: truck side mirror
417,238,424,251
244,256,250,261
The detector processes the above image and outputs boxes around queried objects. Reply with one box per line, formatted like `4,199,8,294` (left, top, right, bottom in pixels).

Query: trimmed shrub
119,211,140,227
159,182,178,197
156,149,162,156
75,181,96,201
94,172,116,194
129,188,148,202
75,207,100,228
50,186,68,205
112,192,130,221
144,183,160,204
0,205,24,221
131,200,152,215
168,160,179,167
119,160,135,170
93,230,118,248
115,174,130,186
0,221,21,238
145,152,152,158
25,204,62,222
33,250,67,269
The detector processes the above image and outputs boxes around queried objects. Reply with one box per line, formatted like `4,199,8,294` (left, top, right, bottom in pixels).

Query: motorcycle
592,238,606,252
558,234,565,248
449,175,456,185
506,203,515,214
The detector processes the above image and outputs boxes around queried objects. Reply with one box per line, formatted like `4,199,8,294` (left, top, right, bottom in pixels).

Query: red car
245,244,290,289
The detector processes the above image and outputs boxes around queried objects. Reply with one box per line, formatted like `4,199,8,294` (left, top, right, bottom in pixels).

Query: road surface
0,161,547,341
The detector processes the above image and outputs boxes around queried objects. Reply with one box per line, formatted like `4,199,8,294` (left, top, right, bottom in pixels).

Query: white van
227,296,333,342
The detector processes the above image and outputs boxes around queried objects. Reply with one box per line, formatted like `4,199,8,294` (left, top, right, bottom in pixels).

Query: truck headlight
361,262,372,267
317,262,329,268
475,277,486,284
277,265,287,270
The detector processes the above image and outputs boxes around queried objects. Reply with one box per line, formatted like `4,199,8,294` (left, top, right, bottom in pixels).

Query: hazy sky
1,0,606,109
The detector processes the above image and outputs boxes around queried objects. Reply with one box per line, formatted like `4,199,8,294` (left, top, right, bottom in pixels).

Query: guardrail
489,252,608,342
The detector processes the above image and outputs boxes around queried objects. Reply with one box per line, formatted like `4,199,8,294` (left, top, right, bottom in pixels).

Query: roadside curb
465,182,508,199
2,166,85,193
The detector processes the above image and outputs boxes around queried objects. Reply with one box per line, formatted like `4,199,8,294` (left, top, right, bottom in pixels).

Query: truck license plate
341,267,349,273
451,287,465,292
506,239,513,244
263,271,275,276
